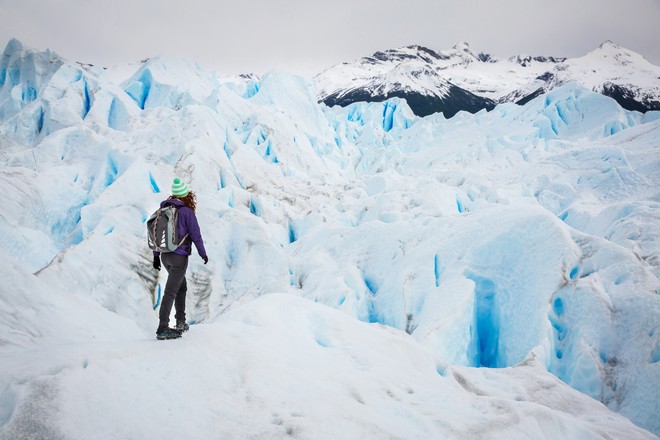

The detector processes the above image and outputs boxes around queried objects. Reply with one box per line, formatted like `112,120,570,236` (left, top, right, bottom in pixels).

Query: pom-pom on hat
171,178,190,197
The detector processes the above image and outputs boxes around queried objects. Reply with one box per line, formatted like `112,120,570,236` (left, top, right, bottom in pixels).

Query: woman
152,178,208,340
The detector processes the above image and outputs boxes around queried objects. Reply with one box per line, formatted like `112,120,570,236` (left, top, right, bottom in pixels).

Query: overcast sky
1,0,659,77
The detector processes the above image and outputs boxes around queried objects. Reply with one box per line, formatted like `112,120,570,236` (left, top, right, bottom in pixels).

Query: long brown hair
170,191,197,212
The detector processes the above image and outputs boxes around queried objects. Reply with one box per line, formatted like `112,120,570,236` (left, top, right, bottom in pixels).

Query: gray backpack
147,205,189,253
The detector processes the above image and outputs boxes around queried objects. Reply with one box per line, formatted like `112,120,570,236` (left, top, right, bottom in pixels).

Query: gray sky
1,0,659,77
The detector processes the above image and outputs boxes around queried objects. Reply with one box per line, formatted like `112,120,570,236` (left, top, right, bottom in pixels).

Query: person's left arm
184,209,208,262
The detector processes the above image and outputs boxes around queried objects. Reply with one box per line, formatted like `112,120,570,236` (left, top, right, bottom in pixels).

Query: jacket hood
160,198,186,208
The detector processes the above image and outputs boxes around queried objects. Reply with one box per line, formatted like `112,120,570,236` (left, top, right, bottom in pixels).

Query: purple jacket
153,198,207,258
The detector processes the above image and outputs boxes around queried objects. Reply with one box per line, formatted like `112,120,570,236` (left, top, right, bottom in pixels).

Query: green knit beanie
171,178,190,197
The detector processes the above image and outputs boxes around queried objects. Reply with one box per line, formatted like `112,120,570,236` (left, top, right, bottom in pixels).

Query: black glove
202,255,208,265
153,255,161,271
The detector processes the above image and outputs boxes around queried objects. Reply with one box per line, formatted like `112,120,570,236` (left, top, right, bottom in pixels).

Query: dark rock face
601,83,660,113
515,89,546,106
322,85,496,118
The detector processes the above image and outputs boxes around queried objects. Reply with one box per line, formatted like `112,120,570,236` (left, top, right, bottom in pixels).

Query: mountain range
315,41,660,117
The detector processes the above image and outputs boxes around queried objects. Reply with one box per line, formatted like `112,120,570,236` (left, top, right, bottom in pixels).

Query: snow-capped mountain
315,41,660,117
1,38,660,439
317,44,496,118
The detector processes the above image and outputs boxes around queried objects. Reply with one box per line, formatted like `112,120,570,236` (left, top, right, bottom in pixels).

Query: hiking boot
156,327,182,340
175,321,189,333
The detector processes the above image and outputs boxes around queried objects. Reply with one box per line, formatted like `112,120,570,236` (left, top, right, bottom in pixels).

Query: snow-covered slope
1,39,659,439
315,41,660,117
1,293,656,439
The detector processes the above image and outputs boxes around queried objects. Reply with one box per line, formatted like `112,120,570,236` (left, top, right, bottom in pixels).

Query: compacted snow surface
0,39,659,439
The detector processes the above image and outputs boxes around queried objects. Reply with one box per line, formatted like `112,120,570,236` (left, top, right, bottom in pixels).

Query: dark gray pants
158,253,188,331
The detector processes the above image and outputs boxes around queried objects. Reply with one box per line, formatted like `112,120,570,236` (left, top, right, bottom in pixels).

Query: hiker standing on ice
151,178,208,340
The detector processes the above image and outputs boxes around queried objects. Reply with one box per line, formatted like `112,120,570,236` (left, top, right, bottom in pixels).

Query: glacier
0,38,659,439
